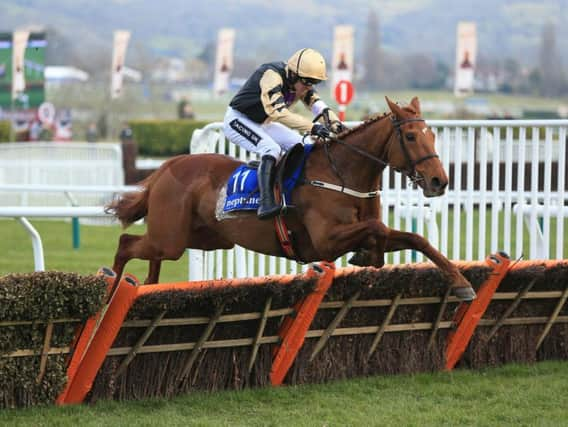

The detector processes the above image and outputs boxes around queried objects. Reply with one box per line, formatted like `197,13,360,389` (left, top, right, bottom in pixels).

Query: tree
197,40,216,68
406,54,442,89
498,58,522,93
538,21,565,97
361,10,382,90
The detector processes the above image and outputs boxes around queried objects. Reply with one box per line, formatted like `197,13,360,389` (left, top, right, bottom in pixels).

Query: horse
106,96,476,301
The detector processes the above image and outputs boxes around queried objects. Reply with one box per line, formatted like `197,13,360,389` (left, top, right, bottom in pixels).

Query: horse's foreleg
384,229,476,301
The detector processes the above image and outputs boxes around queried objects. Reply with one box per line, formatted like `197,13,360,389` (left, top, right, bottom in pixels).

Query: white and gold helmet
287,48,328,84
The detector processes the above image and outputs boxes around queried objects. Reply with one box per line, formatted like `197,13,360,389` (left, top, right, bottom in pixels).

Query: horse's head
385,96,448,197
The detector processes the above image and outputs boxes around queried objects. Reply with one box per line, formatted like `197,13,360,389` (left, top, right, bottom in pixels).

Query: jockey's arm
301,90,340,124
259,70,315,134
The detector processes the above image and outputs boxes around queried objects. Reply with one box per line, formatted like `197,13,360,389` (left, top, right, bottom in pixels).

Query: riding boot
257,155,281,220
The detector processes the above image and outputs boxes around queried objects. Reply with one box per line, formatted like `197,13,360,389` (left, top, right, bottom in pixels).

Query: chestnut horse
106,97,476,301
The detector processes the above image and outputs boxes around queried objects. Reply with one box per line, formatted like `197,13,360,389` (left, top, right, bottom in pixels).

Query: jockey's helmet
287,48,328,83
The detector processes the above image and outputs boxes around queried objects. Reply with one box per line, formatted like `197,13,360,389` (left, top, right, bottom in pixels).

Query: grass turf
1,361,567,426
0,219,187,283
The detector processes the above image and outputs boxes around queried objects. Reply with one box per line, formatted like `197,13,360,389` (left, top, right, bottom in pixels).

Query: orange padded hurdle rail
445,252,511,370
57,267,322,405
57,273,140,404
56,267,117,404
270,261,336,385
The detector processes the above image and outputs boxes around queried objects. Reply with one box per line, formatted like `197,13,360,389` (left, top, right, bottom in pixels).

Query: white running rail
0,206,110,271
188,120,568,280
2,121,566,280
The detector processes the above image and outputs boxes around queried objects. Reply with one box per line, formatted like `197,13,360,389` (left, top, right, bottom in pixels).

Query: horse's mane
336,101,420,139
337,111,391,139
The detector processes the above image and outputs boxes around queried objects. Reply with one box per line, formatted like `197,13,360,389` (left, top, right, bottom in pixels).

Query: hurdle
3,252,567,408
46,254,567,405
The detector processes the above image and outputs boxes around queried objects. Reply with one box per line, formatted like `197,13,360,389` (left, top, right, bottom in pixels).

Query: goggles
299,77,322,86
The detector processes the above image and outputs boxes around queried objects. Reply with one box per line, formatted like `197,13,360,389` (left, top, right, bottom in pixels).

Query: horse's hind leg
384,229,476,301
112,233,141,288
112,233,163,286
146,260,161,285
113,231,185,286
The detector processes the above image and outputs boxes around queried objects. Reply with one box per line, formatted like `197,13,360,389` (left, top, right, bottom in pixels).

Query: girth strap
274,215,296,259
272,186,304,261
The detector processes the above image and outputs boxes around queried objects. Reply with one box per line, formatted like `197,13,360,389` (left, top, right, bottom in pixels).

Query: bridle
314,115,439,190
389,116,439,184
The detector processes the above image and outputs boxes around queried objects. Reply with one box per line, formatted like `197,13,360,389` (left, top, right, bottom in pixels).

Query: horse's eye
405,132,416,141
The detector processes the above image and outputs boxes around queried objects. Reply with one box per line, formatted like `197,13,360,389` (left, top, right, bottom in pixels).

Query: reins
307,114,438,197
327,135,389,167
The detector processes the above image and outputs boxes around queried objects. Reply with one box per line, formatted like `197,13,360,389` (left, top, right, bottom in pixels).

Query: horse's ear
385,96,403,118
410,96,421,114
410,96,420,115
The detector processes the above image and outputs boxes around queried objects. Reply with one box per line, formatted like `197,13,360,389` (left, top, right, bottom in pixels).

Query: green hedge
522,110,561,119
0,271,107,408
129,119,210,157
0,120,11,142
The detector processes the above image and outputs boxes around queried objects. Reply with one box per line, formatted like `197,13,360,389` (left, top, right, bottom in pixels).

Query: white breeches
223,107,310,160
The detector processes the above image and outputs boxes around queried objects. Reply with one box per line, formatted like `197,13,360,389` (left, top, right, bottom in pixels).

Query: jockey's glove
331,121,348,134
311,123,331,139
321,107,347,134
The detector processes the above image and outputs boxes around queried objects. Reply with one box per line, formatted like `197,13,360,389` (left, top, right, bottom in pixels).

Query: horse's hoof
348,251,368,266
97,267,116,278
348,250,384,268
452,286,477,301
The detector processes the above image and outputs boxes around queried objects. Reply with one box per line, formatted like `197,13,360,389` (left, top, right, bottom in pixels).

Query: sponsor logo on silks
224,195,260,210
230,119,262,146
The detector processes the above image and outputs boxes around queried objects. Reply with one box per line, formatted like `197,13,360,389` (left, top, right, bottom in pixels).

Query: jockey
223,48,346,220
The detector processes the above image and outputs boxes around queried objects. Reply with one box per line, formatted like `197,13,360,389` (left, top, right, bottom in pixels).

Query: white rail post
18,217,45,271
188,249,204,281
478,126,488,260
557,127,566,258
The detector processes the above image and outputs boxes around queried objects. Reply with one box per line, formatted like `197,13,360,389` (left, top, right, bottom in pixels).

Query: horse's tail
105,157,175,227
105,176,151,227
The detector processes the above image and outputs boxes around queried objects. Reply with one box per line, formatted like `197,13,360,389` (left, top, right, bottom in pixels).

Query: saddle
274,143,309,212
223,143,313,214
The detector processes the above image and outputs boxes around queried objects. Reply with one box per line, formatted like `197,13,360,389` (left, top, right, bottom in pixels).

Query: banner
213,28,235,96
0,32,46,109
454,22,477,96
331,26,354,97
12,30,30,100
110,30,131,99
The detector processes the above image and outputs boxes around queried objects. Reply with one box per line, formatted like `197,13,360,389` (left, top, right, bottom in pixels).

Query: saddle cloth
223,144,314,213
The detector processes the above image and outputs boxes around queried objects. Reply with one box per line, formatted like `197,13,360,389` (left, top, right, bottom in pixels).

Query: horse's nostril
431,177,446,191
